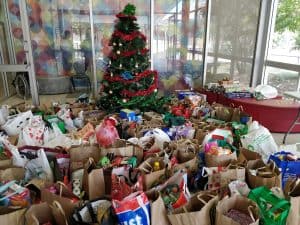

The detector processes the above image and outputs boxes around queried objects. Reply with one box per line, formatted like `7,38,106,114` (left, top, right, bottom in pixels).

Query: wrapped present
120,109,135,120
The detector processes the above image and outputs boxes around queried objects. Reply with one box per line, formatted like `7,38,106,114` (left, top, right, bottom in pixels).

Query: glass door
0,0,16,102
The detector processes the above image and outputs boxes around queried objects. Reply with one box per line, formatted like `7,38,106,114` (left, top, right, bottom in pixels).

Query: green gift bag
248,186,290,225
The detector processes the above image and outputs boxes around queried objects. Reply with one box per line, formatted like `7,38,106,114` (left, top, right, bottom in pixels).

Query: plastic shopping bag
2,110,33,136
112,191,150,225
0,105,9,126
241,121,277,162
22,148,54,182
269,151,300,188
18,115,45,146
96,117,119,147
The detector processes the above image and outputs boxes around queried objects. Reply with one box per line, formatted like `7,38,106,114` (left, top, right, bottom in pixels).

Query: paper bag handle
248,206,256,222
52,200,69,225
56,181,68,197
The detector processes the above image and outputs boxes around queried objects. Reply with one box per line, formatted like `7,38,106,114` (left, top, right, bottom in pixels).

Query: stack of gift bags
0,91,299,225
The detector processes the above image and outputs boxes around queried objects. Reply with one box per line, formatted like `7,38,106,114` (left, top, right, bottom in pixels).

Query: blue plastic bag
113,191,150,225
268,151,300,188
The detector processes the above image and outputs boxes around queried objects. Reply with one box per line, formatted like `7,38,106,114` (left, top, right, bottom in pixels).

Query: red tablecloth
199,89,300,133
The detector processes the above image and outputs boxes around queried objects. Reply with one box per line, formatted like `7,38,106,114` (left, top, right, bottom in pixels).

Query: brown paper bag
149,193,170,225
41,181,80,221
168,191,218,225
173,156,199,174
238,148,262,164
51,201,69,225
25,202,55,225
0,166,25,182
101,139,143,163
205,151,237,167
284,178,300,225
215,195,259,225
82,158,105,200
215,106,233,122
139,157,168,190
70,144,100,171
246,159,281,189
204,162,245,191
0,207,26,225
175,139,199,163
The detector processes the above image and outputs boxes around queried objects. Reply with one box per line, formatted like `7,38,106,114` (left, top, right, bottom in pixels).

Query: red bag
96,117,119,147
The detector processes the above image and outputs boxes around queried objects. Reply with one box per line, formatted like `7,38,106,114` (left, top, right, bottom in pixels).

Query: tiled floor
1,94,299,146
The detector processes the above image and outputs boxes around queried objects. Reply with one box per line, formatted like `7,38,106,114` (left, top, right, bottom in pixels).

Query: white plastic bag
2,110,33,136
0,137,27,167
202,128,234,147
143,128,171,150
24,148,54,182
254,84,278,99
228,180,250,196
57,107,76,132
0,105,9,126
241,121,278,162
18,115,45,146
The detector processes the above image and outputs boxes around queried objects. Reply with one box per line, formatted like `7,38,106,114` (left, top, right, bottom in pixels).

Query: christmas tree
97,4,169,112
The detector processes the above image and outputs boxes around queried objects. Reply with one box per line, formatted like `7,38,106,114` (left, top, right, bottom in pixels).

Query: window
206,0,261,86
264,0,300,94
153,0,208,93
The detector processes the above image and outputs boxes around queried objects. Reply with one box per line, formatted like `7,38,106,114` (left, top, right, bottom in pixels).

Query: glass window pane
206,0,260,86
265,66,299,95
267,0,300,65
154,0,207,93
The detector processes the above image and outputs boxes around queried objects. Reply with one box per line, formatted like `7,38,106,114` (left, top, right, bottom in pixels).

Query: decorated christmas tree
97,4,169,112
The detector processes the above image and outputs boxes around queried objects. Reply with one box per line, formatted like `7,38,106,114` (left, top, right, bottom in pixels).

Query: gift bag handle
52,200,69,225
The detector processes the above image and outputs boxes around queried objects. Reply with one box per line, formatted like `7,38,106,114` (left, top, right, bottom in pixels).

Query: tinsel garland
121,73,158,97
112,30,146,42
110,48,149,59
104,70,157,84
116,13,137,20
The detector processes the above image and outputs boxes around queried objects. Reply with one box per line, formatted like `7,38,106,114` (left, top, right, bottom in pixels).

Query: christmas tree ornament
122,99,127,103
119,64,122,68
113,42,116,46
154,89,158,92
116,50,121,55
109,90,113,94
121,71,133,80
119,43,122,46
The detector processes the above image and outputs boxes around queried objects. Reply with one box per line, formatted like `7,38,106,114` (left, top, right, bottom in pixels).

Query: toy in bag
96,117,119,147
0,180,31,207
268,151,300,188
248,186,290,225
112,191,150,225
